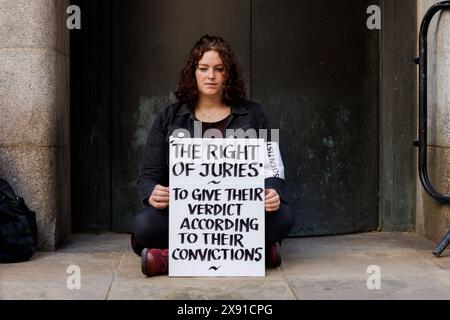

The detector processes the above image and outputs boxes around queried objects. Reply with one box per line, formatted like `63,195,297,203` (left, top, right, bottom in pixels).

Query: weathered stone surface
415,146,450,244
0,0,70,251
427,146,450,195
0,145,70,250
109,278,295,300
280,232,434,253
415,1,450,246
57,233,294,299
119,251,284,280
0,0,69,55
0,50,69,146
0,252,120,300
419,1,450,147
283,252,450,300
281,234,450,300
2,233,450,300
55,0,70,56
58,233,132,253
108,253,293,300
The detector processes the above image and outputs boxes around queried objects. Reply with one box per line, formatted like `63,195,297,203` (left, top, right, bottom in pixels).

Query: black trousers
131,203,295,254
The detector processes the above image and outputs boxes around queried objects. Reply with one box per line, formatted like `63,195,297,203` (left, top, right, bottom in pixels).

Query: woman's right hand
148,184,169,209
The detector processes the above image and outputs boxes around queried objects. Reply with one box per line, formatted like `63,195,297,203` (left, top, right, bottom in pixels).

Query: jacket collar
175,101,249,116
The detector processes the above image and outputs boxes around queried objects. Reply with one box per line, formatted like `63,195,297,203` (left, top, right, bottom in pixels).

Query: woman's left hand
265,189,280,212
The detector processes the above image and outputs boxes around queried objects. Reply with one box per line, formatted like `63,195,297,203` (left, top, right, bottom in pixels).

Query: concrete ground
1,232,450,300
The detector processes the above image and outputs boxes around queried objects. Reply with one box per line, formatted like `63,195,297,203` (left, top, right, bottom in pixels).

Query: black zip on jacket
137,100,288,206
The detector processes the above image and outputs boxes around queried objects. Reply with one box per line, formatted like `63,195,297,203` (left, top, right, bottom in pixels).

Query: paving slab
107,253,295,300
1,232,449,300
280,232,450,300
0,252,121,299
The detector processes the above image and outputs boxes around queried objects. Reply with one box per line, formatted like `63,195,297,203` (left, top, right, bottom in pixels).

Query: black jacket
137,100,287,206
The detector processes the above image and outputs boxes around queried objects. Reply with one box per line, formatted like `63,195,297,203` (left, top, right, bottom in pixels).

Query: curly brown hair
174,34,247,109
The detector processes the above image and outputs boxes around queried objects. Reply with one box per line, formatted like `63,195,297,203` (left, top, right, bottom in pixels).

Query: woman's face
195,50,226,99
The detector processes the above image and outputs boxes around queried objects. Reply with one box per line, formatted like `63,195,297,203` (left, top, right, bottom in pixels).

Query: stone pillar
0,0,71,250
415,0,450,243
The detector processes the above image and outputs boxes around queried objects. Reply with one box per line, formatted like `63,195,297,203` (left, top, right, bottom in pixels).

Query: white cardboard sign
169,137,265,277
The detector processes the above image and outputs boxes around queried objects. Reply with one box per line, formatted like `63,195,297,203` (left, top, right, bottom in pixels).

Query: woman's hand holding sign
265,189,280,212
149,185,280,212
149,184,170,209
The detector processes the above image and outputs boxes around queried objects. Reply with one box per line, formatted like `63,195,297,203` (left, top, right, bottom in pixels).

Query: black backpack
0,178,38,263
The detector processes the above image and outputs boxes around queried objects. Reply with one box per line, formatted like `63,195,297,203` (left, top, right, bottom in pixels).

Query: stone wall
415,0,450,243
0,0,70,250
